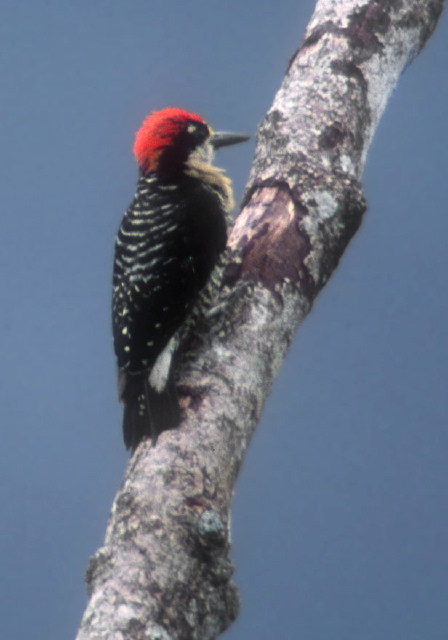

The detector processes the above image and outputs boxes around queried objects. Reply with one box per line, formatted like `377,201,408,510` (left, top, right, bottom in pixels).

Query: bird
112,107,249,450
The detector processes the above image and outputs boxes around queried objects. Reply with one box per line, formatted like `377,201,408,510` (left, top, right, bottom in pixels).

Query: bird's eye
187,123,197,134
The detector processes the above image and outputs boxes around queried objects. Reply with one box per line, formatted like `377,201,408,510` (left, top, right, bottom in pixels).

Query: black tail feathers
119,371,180,451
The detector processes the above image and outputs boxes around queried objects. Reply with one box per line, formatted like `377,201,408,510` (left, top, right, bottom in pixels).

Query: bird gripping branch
112,107,249,450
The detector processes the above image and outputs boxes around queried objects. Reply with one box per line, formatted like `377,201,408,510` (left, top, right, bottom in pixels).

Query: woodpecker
112,107,249,450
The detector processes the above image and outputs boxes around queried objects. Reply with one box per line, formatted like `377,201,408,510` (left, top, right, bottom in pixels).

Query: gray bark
76,1,444,639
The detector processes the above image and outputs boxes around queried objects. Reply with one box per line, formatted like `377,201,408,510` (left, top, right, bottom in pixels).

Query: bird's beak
210,131,250,149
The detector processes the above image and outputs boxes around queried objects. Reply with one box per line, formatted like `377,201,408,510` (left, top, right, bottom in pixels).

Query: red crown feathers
133,108,206,173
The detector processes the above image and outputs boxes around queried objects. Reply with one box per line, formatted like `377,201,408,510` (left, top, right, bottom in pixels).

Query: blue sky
1,2,447,638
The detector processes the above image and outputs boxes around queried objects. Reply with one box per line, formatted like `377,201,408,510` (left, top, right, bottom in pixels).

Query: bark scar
229,186,312,293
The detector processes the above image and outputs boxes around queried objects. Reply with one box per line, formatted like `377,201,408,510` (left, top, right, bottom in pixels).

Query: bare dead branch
76,1,444,639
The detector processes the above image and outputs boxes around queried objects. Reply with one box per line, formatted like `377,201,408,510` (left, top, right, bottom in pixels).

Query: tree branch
76,1,444,639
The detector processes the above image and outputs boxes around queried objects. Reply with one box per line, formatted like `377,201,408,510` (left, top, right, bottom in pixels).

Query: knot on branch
85,547,114,595
228,168,366,300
